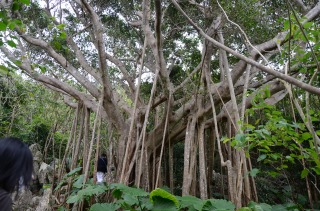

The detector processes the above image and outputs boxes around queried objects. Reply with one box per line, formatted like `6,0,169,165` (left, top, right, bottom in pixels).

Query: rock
38,162,53,185
35,188,52,211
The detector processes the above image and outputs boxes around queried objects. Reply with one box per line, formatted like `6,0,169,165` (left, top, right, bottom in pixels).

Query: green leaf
7,40,16,47
8,22,16,30
14,60,22,65
235,133,246,143
247,201,265,210
90,203,120,211
177,195,203,210
257,154,267,162
53,41,61,50
301,168,309,178
66,194,80,204
59,32,67,39
0,22,6,31
202,200,215,211
268,171,279,177
264,89,270,98
283,20,290,30
222,136,230,144
150,188,179,209
12,2,20,11
73,175,84,189
254,203,272,211
238,208,252,211
57,24,66,30
77,184,107,198
150,196,178,211
311,166,320,175
67,184,107,204
0,65,9,74
19,0,31,5
65,167,82,178
38,65,47,73
110,183,149,197
303,22,313,29
249,168,260,177
301,132,312,140
112,189,122,199
271,204,287,211
122,193,140,206
57,207,68,211
208,199,235,210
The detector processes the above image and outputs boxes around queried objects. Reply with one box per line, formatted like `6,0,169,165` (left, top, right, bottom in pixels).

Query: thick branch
19,34,101,98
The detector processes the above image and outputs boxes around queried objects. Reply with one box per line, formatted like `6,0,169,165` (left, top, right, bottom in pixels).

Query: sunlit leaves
19,0,30,5
0,65,9,75
300,168,309,179
59,32,67,40
7,40,16,47
150,188,178,211
0,22,6,31
282,13,319,80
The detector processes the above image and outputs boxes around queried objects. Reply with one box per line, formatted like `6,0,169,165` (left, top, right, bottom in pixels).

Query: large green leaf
238,208,252,211
112,188,122,199
90,203,120,211
139,197,154,210
67,185,107,204
150,196,177,211
122,193,140,206
248,202,272,211
110,183,149,197
150,188,179,211
65,167,82,178
205,199,235,211
176,195,203,210
77,185,107,197
270,205,287,211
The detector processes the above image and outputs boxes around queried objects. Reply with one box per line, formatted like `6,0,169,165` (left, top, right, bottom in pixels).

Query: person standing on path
96,153,108,183
0,137,33,211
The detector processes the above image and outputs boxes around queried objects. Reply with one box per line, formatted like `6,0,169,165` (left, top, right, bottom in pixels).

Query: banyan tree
0,0,319,208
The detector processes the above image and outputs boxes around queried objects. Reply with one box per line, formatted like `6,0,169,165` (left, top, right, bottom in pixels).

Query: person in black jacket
0,137,33,211
96,153,107,183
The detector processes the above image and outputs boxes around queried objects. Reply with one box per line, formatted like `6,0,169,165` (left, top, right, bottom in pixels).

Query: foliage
55,167,83,192
62,180,306,211
243,95,320,177
0,72,70,161
223,88,320,206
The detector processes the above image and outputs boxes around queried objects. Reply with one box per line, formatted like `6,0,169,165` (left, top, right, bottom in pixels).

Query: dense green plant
222,88,320,207
62,178,307,211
